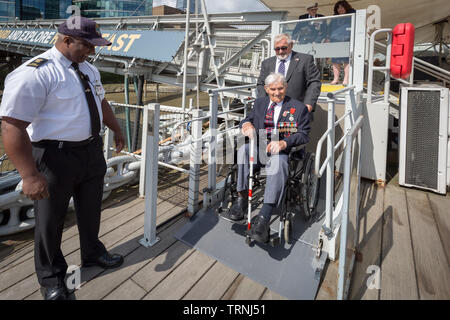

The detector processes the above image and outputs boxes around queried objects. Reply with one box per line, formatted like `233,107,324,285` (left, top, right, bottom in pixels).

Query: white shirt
0,46,105,142
274,53,292,77
269,100,283,130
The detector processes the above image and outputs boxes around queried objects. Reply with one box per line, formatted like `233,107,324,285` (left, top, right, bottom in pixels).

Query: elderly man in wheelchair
224,72,317,245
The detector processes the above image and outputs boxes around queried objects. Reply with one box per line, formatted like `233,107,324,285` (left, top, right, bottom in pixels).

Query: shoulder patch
26,58,49,68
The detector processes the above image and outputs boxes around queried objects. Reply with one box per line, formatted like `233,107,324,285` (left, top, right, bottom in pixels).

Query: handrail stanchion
139,103,161,248
188,109,204,216
207,92,218,199
324,97,335,235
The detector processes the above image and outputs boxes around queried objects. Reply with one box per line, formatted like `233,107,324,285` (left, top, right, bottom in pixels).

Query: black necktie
71,62,101,137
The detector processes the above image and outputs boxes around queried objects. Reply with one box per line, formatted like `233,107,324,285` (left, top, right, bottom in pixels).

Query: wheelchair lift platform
174,180,327,300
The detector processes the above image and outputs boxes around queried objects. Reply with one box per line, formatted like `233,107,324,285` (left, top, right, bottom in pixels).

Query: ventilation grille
405,90,441,190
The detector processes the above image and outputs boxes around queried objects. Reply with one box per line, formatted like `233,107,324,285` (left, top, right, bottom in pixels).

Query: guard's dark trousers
32,136,107,287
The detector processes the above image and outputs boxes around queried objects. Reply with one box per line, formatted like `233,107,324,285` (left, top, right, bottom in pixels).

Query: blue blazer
240,96,311,153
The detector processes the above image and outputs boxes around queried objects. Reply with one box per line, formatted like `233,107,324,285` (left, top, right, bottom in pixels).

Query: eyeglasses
274,46,289,51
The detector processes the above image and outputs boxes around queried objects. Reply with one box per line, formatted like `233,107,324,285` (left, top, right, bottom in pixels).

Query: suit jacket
240,96,311,153
256,51,321,111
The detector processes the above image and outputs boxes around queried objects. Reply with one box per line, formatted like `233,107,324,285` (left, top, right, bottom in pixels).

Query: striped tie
278,59,286,75
265,102,277,140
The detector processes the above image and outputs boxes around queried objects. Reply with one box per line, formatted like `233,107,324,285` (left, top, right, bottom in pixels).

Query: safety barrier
314,85,363,300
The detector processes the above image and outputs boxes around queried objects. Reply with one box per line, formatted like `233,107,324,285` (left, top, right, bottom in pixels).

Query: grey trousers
236,143,289,207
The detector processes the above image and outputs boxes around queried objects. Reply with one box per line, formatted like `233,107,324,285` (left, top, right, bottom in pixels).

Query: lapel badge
283,111,288,117
289,116,294,121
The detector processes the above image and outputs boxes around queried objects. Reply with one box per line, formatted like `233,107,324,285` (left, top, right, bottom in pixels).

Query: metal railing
337,114,363,300
314,85,363,299
203,84,256,207
373,39,450,89
315,85,356,237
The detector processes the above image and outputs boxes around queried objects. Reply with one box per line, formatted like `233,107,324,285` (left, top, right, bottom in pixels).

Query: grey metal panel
404,90,440,190
399,86,449,194
360,100,389,182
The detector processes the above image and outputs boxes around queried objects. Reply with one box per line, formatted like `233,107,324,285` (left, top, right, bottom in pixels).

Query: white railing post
139,104,149,197
188,109,204,216
139,103,160,248
324,98,336,235
208,92,218,194
103,127,113,161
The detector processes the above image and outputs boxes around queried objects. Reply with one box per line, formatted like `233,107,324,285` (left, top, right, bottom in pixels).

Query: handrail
326,85,356,99
374,40,450,84
368,29,392,104
208,84,256,94
315,93,354,178
337,114,363,300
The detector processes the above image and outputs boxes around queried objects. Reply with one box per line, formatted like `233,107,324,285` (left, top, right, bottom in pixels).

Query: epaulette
26,58,49,68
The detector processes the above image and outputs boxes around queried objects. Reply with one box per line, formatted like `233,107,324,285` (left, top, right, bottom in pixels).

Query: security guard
0,17,125,300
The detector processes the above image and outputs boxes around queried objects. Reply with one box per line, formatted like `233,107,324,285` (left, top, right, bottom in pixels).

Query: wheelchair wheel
301,153,320,220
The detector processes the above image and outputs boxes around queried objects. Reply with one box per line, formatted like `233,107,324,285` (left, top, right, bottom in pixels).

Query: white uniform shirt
0,46,105,142
274,53,292,77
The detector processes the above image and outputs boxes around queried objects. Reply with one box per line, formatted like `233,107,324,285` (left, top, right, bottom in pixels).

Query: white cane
247,133,256,231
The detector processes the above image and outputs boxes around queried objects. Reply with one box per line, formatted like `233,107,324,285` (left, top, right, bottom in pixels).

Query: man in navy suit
229,73,311,243
256,33,321,116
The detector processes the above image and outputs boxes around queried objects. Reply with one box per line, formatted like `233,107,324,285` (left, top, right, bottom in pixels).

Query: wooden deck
1,172,449,300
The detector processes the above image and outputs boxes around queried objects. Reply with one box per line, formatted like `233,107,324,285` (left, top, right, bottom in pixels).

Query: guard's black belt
31,136,98,148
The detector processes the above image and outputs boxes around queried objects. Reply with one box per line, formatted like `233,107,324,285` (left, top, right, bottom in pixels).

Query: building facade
176,0,195,14
0,0,72,21
0,0,15,21
73,0,152,18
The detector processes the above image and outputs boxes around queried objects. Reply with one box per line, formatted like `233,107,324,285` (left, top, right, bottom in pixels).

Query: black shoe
249,215,270,243
83,252,124,269
40,283,68,300
228,196,248,221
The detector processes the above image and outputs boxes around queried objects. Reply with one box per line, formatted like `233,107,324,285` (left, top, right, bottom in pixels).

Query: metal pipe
208,84,256,94
326,85,356,99
158,161,189,174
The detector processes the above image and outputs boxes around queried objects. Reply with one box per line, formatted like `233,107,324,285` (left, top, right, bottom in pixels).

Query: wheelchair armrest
288,144,306,155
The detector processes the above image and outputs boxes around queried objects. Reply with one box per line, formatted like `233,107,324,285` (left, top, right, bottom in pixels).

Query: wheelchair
218,141,320,247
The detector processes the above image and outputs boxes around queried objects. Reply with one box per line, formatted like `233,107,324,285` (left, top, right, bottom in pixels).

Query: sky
152,0,269,13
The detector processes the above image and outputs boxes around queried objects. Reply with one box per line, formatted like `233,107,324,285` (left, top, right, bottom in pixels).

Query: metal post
139,103,160,248
139,104,149,197
208,92,218,193
325,98,335,234
182,0,191,137
384,33,392,103
188,109,203,216
124,75,132,150
103,127,113,160
337,132,353,300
